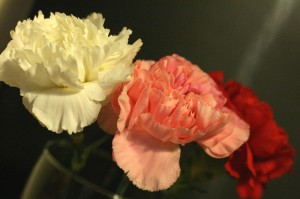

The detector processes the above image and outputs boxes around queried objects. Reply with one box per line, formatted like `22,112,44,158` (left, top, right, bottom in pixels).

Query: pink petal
200,108,250,158
138,113,176,142
149,89,179,123
194,99,229,140
97,102,118,134
117,82,133,132
133,60,154,71
113,127,180,191
117,67,152,132
138,112,198,145
127,80,150,129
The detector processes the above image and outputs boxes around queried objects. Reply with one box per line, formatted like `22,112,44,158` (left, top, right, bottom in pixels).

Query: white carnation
0,11,142,134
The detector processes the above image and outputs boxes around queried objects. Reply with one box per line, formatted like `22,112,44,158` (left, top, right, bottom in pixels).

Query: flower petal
0,56,54,91
97,102,118,134
116,82,133,132
22,82,106,134
200,108,250,158
113,127,180,191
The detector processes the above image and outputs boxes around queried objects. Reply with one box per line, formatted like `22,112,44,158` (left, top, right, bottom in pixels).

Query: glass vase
21,138,231,199
21,139,160,199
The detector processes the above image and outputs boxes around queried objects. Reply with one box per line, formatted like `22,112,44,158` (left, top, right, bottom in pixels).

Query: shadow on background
0,0,299,198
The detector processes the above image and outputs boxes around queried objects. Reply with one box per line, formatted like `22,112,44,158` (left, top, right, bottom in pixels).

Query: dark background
0,0,299,198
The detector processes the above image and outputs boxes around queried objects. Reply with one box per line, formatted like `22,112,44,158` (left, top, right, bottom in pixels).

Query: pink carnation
98,55,249,191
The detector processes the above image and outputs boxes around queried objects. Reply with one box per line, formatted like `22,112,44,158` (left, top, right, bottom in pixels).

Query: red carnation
209,72,295,199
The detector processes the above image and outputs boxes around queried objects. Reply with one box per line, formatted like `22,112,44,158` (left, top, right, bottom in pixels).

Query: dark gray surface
0,0,35,51
0,0,299,198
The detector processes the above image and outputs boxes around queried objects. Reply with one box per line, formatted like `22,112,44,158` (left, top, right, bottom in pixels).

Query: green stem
72,133,112,172
80,134,112,165
115,173,130,198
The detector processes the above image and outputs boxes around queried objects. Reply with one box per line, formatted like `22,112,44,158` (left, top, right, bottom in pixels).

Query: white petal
98,63,133,94
22,82,106,134
0,57,54,91
85,13,106,30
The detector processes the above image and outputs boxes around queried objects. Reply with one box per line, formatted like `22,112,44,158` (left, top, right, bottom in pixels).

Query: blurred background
0,0,299,198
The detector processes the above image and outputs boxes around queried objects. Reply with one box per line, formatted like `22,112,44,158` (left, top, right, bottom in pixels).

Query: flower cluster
0,12,294,199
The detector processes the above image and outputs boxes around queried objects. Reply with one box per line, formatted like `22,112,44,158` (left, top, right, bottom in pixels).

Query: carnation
99,55,250,191
0,11,142,134
210,72,295,199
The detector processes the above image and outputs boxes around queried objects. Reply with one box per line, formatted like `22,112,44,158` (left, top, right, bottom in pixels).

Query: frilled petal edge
113,127,181,191
200,108,250,158
22,82,106,134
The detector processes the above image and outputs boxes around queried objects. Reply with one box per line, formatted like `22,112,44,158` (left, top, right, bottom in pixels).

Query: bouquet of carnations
0,12,295,199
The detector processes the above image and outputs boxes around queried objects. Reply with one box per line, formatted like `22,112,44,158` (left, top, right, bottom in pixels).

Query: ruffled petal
0,56,54,91
194,100,230,142
113,127,180,191
138,113,177,142
22,82,106,134
200,108,250,158
85,13,106,30
97,28,142,94
116,82,133,132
